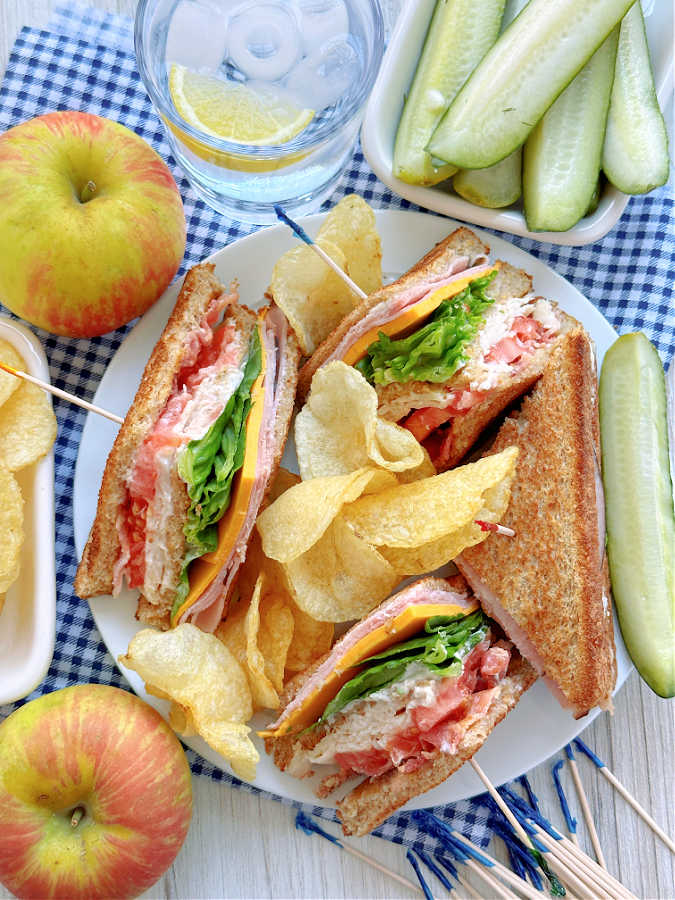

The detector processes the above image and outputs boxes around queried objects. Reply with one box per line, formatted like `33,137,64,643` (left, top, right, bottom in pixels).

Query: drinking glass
135,0,384,224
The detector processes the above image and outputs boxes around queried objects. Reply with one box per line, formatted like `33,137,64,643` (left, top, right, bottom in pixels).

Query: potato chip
0,464,23,594
0,380,57,472
237,528,285,610
0,340,24,409
269,196,382,355
267,466,301,503
295,362,426,479
245,576,294,708
342,447,519,576
395,448,436,483
0,594,5,617
218,571,294,710
216,596,249,668
284,601,334,675
119,624,258,780
257,466,396,563
317,195,383,296
269,238,358,356
257,594,294,693
284,516,398,622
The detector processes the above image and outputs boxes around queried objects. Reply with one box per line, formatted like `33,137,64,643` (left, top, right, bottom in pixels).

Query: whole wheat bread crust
74,263,227,600
459,329,616,717
297,227,490,398
338,653,537,836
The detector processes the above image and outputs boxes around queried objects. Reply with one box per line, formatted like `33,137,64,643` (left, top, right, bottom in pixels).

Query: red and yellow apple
0,111,186,337
0,684,193,900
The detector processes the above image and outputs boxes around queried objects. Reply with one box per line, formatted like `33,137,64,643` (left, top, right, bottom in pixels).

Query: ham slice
325,260,490,366
186,305,289,631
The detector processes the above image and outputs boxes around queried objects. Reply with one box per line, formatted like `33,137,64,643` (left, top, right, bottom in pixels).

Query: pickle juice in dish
135,0,384,223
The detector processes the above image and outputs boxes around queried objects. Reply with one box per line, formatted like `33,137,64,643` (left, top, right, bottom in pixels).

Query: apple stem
70,806,85,828
80,180,97,203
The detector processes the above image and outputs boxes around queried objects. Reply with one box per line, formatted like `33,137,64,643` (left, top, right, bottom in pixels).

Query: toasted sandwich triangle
457,328,616,718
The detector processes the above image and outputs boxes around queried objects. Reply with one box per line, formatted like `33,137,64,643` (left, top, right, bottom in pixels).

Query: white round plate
73,210,631,809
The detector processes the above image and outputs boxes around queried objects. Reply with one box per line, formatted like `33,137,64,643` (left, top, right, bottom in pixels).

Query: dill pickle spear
602,1,669,194
453,149,522,208
523,28,618,232
427,0,634,170
393,0,506,186
599,333,675,698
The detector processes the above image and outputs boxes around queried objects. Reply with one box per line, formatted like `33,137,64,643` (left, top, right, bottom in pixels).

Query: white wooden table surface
1,2,673,898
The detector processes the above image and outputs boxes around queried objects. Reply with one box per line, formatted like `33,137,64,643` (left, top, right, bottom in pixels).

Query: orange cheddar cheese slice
258,598,479,738
341,264,498,368
170,316,268,627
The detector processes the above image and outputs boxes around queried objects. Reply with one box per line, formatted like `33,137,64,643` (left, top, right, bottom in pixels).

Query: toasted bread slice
457,329,616,718
297,227,490,397
74,263,227,601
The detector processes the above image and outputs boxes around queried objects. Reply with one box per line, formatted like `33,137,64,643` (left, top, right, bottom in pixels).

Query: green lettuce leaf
317,609,489,724
355,272,497,386
170,328,262,619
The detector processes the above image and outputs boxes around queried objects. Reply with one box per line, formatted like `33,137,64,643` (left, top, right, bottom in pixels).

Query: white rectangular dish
0,318,56,705
361,0,673,246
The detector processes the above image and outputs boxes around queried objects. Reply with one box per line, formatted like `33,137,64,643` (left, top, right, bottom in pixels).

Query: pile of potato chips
268,195,382,355
258,363,518,622
0,339,57,615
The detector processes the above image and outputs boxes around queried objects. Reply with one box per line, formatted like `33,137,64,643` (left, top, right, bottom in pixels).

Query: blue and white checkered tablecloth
0,1,673,859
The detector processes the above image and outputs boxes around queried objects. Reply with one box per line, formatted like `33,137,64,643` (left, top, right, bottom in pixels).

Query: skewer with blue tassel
294,811,424,896
574,738,675,856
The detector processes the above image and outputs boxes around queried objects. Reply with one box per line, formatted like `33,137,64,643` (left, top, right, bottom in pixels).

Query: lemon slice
169,64,314,146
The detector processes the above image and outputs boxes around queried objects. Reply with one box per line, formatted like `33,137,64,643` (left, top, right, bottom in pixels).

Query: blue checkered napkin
0,1,673,859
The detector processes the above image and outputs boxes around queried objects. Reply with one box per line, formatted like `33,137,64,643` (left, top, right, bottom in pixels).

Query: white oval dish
73,210,631,807
361,0,673,246
0,318,56,705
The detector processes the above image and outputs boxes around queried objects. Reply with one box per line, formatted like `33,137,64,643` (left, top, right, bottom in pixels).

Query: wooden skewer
448,830,544,900
531,825,636,900
598,765,675,855
274,204,368,301
565,746,606,867
531,829,613,900
574,738,675,856
455,873,482,900
475,520,516,537
0,361,123,425
470,759,534,849
340,842,424,896
461,856,519,900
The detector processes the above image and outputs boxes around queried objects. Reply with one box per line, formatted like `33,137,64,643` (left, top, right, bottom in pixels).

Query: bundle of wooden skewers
296,738,674,900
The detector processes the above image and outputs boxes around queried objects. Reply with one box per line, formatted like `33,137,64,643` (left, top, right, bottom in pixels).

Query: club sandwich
262,575,536,836
300,227,580,470
75,262,300,633
457,329,617,717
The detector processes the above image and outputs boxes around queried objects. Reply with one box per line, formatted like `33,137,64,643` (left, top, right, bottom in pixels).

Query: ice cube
165,1,229,71
296,0,349,58
285,37,360,110
227,2,301,83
